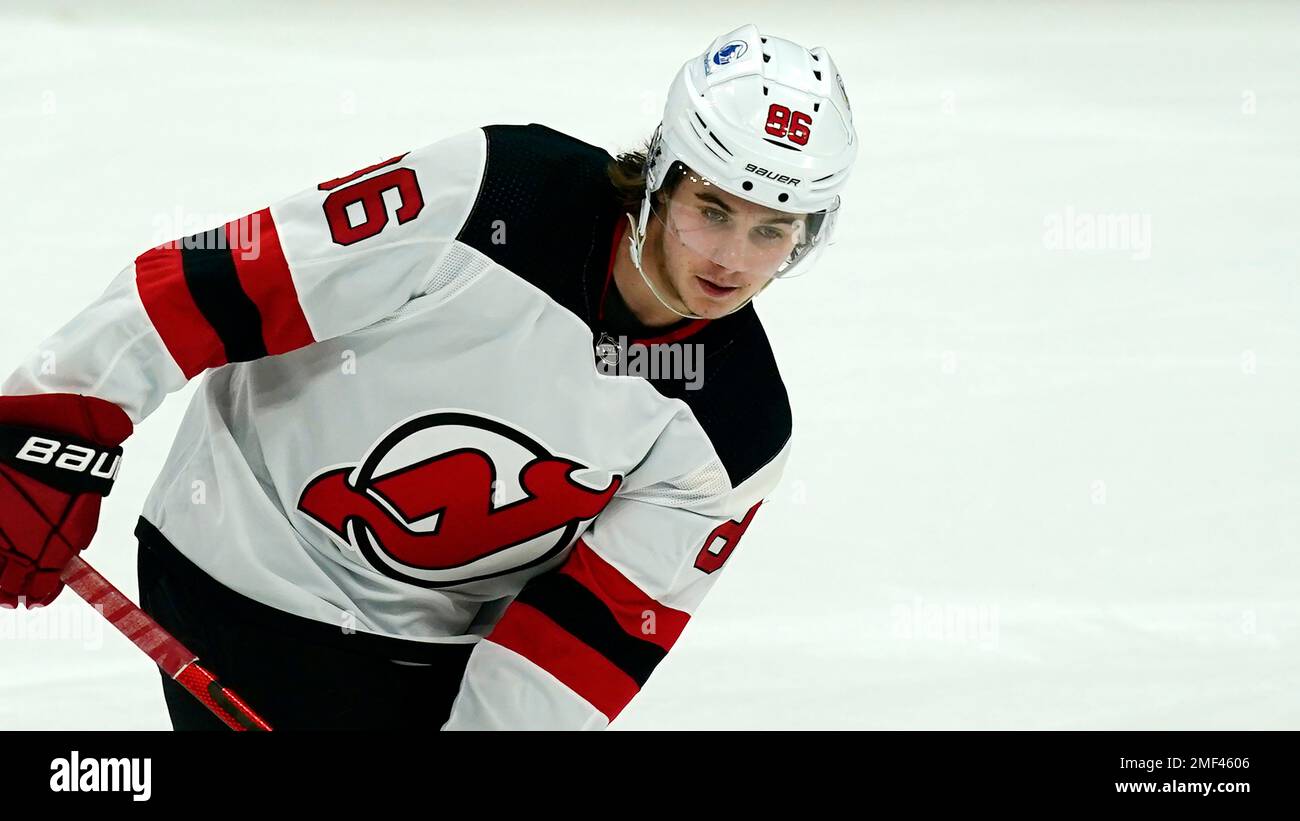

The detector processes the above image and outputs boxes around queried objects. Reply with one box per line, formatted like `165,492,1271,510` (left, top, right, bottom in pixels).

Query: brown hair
606,137,687,213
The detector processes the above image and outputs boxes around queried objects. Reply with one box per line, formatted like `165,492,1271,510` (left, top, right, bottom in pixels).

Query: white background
1,0,1297,729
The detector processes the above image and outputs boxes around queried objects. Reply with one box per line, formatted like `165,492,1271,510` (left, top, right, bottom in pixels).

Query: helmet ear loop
625,197,708,322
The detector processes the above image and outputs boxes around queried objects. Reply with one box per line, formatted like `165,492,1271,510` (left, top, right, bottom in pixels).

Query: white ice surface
1,0,1297,729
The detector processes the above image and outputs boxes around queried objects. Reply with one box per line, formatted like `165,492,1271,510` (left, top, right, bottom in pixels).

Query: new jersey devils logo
297,411,622,587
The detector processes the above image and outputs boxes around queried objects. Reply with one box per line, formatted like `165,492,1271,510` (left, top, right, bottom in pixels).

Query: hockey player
0,24,857,729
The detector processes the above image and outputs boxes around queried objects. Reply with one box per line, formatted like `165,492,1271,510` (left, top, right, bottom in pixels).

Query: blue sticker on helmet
711,41,748,67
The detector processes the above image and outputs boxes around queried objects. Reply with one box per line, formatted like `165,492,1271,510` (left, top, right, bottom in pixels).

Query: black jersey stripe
514,572,666,686
180,230,269,363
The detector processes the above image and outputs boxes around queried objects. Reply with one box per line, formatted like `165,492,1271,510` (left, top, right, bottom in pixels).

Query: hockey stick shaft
60,555,273,731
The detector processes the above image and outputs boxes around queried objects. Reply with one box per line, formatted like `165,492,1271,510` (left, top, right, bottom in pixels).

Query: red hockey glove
0,393,132,608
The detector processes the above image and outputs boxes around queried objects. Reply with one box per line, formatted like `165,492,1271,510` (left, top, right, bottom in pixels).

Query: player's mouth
695,276,741,299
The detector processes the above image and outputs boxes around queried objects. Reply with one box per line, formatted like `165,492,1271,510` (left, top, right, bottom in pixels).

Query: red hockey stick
59,555,273,731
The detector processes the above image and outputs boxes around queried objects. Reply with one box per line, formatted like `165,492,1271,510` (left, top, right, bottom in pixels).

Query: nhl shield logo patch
297,410,622,587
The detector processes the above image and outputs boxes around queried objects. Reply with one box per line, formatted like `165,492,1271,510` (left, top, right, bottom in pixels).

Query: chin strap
624,207,765,322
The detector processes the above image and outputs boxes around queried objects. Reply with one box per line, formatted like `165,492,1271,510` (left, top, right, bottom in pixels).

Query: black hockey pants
134,517,474,730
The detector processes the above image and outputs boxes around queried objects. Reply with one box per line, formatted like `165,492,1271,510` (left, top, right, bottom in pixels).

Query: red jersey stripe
487,600,640,721
597,218,625,322
559,538,691,652
224,209,315,355
134,243,226,379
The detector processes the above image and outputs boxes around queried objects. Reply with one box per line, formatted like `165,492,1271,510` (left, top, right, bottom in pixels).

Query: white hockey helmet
628,23,858,315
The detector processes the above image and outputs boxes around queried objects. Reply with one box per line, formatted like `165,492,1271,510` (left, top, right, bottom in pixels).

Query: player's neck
611,218,686,329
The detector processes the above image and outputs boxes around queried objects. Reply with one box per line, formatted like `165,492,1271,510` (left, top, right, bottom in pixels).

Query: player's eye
754,225,786,241
701,207,729,224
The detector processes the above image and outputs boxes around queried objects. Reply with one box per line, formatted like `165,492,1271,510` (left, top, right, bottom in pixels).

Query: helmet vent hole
813,69,822,81
763,53,770,63
778,193,789,203
742,181,754,191
760,36,767,43
813,102,820,112
762,86,768,96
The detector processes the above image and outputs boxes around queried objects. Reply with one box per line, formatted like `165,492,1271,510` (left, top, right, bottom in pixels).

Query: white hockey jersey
1,124,793,729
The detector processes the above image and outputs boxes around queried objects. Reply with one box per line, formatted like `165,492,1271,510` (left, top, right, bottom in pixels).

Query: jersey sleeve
441,435,793,730
1,128,486,424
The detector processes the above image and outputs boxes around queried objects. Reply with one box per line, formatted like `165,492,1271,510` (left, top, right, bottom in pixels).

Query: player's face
650,172,800,319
